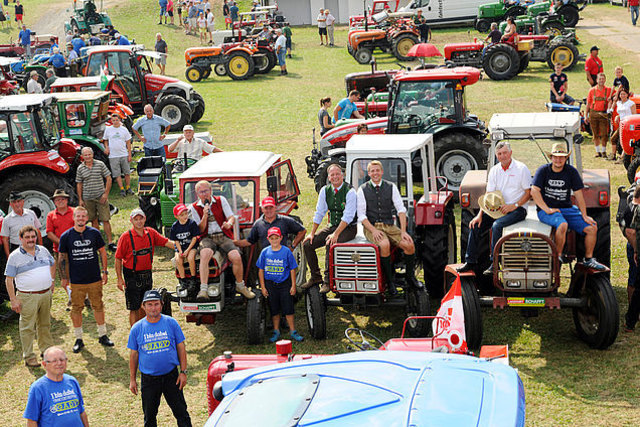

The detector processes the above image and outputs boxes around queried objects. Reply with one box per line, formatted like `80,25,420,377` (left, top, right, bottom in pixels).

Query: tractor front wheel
475,19,492,33
225,51,255,80
627,156,640,184
155,94,192,130
405,287,431,337
572,274,619,349
541,21,564,37
434,132,487,193
354,47,373,64
557,5,579,27
305,286,327,339
185,66,203,83
517,52,530,74
482,44,521,80
246,293,266,345
213,63,227,76
190,92,206,123
417,205,456,300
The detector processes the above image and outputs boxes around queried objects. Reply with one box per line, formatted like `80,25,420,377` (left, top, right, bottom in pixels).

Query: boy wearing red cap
257,226,303,342
170,203,199,288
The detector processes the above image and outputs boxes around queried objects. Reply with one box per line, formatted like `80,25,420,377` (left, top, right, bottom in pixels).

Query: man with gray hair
274,28,288,75
44,68,57,92
26,70,42,94
458,141,532,275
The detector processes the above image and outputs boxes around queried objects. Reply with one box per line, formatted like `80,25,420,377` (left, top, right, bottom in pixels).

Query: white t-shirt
325,13,335,26
169,137,215,160
103,125,132,158
317,13,327,28
275,34,286,51
206,11,215,28
27,79,43,94
198,16,207,28
486,158,531,205
617,99,636,121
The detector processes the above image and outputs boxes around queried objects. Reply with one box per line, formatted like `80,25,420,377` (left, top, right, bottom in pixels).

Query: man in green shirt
283,22,292,58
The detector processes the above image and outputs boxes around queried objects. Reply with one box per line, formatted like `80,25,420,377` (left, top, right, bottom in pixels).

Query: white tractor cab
399,0,489,27
304,134,457,341
453,112,617,349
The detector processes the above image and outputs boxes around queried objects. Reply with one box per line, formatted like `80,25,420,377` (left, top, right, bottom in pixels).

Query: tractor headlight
506,280,522,288
362,282,377,290
337,281,354,290
150,197,158,206
533,280,548,289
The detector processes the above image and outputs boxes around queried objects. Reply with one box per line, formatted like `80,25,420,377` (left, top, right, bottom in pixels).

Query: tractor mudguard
0,151,70,175
227,46,255,57
68,135,105,152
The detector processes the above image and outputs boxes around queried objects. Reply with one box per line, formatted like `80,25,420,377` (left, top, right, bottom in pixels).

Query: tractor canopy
393,66,481,86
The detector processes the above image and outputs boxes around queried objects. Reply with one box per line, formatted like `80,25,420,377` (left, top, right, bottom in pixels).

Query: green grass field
1,1,640,426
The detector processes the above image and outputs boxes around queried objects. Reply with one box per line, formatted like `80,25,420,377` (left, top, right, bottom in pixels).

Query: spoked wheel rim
186,67,201,82
436,149,479,191
550,46,574,67
214,63,226,76
576,285,602,336
229,56,250,76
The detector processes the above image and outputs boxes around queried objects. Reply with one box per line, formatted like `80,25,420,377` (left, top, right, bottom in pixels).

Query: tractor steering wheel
344,328,387,351
407,114,423,128
171,157,199,173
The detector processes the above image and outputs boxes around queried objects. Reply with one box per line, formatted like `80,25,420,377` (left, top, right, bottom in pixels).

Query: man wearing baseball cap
1,191,42,257
167,124,222,161
115,209,178,326
127,290,192,426
585,46,603,87
531,142,606,270
234,196,306,255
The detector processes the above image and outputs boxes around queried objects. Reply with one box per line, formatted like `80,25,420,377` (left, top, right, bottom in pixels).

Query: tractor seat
137,156,165,176
139,167,163,177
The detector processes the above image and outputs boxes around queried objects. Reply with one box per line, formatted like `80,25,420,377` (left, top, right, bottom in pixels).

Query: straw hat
546,142,571,158
478,191,506,219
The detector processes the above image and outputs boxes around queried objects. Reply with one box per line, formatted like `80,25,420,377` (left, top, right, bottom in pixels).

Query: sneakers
319,283,330,293
623,324,634,333
269,329,281,343
582,257,607,271
25,357,40,368
98,335,114,347
72,339,85,353
126,188,134,195
120,189,126,197
558,254,570,265
456,262,476,273
290,330,304,342
236,283,256,299
196,289,209,301
301,278,322,290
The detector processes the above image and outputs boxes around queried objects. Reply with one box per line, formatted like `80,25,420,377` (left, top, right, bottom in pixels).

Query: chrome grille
333,246,379,279
499,236,552,271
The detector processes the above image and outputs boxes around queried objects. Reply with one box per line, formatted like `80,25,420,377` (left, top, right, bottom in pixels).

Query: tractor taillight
599,191,608,206
460,193,470,207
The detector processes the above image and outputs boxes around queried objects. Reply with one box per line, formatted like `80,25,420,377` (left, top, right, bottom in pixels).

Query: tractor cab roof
488,112,580,139
0,94,54,111
394,66,481,86
346,134,432,157
52,91,110,102
180,151,282,180
49,75,115,91
84,44,145,55
0,56,22,67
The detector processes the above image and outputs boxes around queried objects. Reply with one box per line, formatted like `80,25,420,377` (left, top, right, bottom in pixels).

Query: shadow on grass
80,345,129,387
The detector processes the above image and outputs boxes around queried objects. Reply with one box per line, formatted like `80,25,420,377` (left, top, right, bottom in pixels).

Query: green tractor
499,9,567,36
65,0,112,35
475,0,532,33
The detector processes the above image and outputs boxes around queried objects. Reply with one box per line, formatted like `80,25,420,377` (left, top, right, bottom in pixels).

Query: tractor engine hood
144,74,193,94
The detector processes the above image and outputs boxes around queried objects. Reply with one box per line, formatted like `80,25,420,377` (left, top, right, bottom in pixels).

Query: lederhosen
123,229,154,297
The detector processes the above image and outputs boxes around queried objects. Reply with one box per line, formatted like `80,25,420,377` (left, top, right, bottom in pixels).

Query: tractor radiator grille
333,247,379,279
499,236,552,271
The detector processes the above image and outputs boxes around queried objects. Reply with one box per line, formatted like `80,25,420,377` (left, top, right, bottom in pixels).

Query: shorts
265,277,294,316
85,198,111,222
589,111,610,139
189,17,197,28
123,268,153,311
199,233,238,256
277,50,286,66
318,27,327,36
70,281,104,315
550,94,575,104
16,14,23,21
285,38,291,49
199,26,207,34
364,223,403,247
109,156,130,178
168,10,174,17
156,54,166,65
537,206,591,235
207,25,215,33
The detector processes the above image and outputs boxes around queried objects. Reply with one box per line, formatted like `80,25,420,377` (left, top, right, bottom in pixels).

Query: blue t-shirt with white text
170,219,200,251
24,374,85,426
127,314,185,376
256,245,297,284
58,227,105,285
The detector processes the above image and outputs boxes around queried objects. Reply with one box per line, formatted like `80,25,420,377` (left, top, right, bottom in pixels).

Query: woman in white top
612,87,637,162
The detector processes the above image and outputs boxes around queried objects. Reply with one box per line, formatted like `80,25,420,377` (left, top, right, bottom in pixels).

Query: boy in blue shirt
257,227,302,342
170,203,199,288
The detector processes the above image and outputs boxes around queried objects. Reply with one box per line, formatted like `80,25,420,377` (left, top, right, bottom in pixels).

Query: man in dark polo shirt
45,189,75,306
356,160,419,294
59,206,114,353
301,164,357,293
115,208,177,326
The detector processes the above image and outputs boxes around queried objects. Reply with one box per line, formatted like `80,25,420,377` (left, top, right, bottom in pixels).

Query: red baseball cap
173,203,188,217
267,227,282,238
261,196,276,207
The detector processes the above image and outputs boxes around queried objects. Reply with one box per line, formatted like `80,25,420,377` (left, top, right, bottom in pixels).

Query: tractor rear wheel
460,208,493,294
246,293,266,345
482,44,521,80
405,287,431,337
505,6,527,20
305,286,327,339
225,51,255,80
190,92,205,123
475,19,492,33
155,94,192,130
392,33,419,61
623,153,632,170
541,21,564,37
546,39,579,71
517,52,530,74
201,67,211,79
557,5,579,27
627,156,640,184
434,132,487,193
255,48,276,74
22,73,46,93
354,47,372,64
213,63,227,76
444,274,483,350
584,208,611,268
572,274,619,349
185,66,203,83
417,205,456,300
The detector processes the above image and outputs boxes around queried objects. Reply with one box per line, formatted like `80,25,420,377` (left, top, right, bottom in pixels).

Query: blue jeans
631,6,639,26
465,207,527,263
144,146,166,158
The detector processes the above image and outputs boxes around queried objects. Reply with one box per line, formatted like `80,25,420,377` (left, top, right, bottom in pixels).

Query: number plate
506,297,545,307
180,302,220,312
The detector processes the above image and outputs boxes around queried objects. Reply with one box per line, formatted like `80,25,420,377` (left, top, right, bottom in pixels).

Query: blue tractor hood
205,351,525,427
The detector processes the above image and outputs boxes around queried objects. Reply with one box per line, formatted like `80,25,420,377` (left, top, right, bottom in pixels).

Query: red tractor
0,57,20,95
82,45,205,130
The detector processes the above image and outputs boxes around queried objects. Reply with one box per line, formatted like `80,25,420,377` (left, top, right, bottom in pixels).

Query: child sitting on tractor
170,203,199,289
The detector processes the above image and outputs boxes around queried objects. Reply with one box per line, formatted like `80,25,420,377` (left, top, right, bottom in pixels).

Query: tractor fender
67,135,105,152
111,102,134,117
227,46,255,56
0,151,70,176
433,124,487,141
156,82,192,102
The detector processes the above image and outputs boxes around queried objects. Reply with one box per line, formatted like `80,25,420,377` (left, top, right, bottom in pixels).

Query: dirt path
580,6,640,59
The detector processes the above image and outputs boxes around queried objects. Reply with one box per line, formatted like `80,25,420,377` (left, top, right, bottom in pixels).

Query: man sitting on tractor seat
356,160,420,294
458,141,532,276
530,143,607,270
188,180,255,300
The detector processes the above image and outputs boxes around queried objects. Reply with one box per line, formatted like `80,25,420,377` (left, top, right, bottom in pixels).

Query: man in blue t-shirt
333,90,364,123
531,143,606,270
18,24,32,58
230,1,239,22
24,346,89,426
58,206,114,354
128,290,192,426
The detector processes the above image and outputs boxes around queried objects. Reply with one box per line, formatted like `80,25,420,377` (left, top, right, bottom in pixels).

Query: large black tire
546,39,579,71
139,195,162,231
22,73,46,93
627,156,640,184
155,94,192,130
482,44,521,81
255,48,276,74
185,66,203,83
405,287,431,337
417,205,456,300
623,153,632,170
225,51,255,80
504,6,527,20
578,208,610,268
444,274,483,350
0,170,77,236
557,5,579,27
190,92,205,123
246,294,266,345
541,21,564,37
354,47,372,65
460,208,493,293
434,132,487,193
475,19,492,33
305,286,327,339
392,33,419,61
159,288,173,316
572,274,619,349
517,52,530,74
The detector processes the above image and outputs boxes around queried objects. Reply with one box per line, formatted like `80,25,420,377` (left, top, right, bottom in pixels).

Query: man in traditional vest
302,164,357,293
356,160,419,294
188,180,255,300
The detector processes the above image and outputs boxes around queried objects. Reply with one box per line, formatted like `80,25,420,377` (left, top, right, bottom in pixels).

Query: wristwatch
514,202,519,208
180,369,188,375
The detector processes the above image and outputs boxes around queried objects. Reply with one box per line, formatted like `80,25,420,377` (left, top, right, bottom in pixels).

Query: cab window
350,158,407,197
270,160,300,203
65,103,87,128
182,180,256,225
10,112,44,152
0,117,10,155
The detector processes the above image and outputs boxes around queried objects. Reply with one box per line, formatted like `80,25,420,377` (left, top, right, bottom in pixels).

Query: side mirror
266,175,278,193
573,134,584,145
